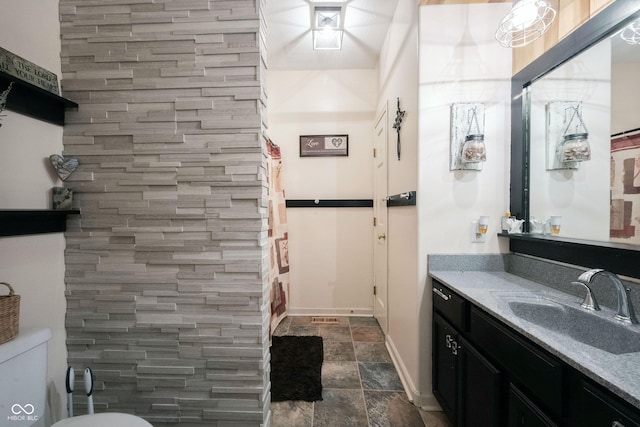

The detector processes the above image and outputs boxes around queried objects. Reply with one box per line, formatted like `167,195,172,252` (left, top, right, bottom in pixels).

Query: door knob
378,233,386,240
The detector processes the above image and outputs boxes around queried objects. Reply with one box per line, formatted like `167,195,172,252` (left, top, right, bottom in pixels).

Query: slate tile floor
271,316,451,427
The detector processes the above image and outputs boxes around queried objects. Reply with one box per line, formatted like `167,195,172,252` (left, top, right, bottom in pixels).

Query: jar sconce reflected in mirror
450,103,486,171
546,101,591,170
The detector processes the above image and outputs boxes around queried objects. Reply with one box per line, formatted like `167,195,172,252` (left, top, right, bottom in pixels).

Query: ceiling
264,0,401,70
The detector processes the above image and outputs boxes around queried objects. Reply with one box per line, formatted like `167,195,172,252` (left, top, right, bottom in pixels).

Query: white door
373,105,389,335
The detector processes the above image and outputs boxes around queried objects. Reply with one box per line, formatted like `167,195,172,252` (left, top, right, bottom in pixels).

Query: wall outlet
471,221,486,243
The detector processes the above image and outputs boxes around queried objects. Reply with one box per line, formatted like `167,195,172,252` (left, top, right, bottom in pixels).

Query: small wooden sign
299,134,349,157
0,47,59,95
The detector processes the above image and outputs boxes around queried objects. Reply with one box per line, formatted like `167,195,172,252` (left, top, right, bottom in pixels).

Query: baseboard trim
385,336,419,402
287,307,374,316
418,393,443,411
385,335,441,410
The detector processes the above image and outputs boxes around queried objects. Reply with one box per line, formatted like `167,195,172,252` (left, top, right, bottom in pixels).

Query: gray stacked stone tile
59,0,270,425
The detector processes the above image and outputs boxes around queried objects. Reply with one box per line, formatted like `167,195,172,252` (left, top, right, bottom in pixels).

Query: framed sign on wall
299,134,349,157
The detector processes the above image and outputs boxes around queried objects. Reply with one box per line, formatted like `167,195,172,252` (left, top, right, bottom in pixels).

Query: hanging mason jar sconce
450,103,486,171
461,106,487,163
559,104,591,163
545,101,590,170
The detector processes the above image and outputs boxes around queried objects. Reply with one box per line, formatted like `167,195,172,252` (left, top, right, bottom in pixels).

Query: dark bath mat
271,335,323,402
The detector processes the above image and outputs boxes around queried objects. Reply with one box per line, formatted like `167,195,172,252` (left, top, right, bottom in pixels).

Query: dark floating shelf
285,199,373,208
387,191,416,207
0,71,79,237
0,70,77,126
0,209,80,237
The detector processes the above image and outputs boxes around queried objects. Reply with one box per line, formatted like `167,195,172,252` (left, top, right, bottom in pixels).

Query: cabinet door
459,336,502,427
469,306,564,417
509,384,558,427
579,380,640,427
433,312,458,425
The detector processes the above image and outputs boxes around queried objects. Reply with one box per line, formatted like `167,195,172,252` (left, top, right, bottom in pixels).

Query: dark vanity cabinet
433,279,560,426
577,380,640,427
458,336,502,427
432,283,502,427
468,306,563,424
433,312,459,422
432,279,640,427
509,384,558,427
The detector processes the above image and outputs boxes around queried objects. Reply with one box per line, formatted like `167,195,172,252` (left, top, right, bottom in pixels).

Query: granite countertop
429,270,640,410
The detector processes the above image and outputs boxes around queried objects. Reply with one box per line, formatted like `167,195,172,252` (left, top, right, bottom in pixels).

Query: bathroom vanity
430,268,640,427
429,2,640,425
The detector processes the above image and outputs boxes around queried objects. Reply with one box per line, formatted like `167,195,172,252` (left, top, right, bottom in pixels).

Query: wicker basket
0,282,20,344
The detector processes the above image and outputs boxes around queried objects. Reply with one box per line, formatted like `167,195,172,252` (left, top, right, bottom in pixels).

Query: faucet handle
572,281,600,311
616,287,638,324
577,268,605,284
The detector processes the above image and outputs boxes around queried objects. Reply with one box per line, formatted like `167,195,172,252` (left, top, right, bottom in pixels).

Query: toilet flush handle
65,367,74,418
84,367,94,415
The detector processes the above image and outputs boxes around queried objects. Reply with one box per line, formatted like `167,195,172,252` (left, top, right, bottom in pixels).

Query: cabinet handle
433,287,451,301
445,334,453,348
451,340,458,355
612,422,626,427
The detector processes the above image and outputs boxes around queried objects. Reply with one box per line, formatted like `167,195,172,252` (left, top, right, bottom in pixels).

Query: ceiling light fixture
621,18,640,45
312,6,344,50
495,0,557,48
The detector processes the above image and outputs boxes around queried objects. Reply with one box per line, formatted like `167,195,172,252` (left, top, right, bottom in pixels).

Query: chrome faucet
575,269,637,324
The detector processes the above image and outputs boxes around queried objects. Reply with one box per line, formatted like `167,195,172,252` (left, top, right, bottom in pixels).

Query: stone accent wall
59,1,270,425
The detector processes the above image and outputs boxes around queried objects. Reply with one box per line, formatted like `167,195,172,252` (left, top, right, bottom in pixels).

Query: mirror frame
508,0,640,279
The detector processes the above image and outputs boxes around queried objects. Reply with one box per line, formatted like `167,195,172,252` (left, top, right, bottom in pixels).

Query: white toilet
0,328,152,427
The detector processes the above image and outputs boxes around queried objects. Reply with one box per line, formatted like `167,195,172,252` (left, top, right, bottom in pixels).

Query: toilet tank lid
0,328,52,364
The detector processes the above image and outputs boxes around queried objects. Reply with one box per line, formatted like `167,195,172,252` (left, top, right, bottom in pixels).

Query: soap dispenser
501,212,510,233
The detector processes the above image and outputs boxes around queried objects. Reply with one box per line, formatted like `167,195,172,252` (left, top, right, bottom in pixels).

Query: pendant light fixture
495,0,557,48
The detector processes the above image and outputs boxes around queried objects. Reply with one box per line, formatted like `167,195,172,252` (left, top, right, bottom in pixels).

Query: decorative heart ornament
49,154,79,181
331,137,343,148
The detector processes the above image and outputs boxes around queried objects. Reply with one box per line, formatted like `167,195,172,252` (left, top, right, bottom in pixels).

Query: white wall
417,2,512,406
529,40,611,241
0,2,68,425
266,69,377,315
376,0,421,406
612,62,640,134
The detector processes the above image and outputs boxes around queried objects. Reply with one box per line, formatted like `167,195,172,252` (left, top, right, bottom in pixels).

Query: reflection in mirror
529,22,640,243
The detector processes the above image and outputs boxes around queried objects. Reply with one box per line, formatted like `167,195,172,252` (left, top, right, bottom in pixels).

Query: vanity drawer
432,280,467,331
469,306,564,417
509,384,558,427
578,380,640,427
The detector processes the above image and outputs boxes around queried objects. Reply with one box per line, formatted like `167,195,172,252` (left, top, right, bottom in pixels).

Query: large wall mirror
509,0,640,279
